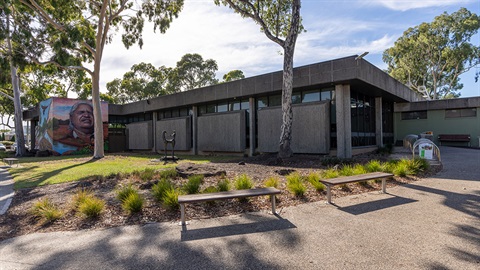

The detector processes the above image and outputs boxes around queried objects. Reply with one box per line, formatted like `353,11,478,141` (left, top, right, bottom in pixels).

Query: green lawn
7,153,235,190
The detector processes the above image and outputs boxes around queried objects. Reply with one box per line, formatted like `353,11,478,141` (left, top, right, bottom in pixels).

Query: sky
99,0,480,98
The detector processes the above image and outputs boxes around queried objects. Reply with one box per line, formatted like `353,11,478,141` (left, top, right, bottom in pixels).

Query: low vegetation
31,198,63,222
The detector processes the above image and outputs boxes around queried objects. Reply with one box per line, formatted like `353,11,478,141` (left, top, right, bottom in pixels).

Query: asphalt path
0,147,479,269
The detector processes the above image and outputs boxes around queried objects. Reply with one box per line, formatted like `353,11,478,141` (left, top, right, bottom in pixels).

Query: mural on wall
35,97,108,155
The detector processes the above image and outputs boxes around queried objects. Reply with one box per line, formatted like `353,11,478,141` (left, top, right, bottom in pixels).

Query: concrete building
24,55,441,158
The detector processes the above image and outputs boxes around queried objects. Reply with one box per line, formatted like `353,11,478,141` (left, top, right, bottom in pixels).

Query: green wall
395,109,480,147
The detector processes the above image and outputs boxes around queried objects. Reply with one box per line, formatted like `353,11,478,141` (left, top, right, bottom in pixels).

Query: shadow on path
338,195,418,215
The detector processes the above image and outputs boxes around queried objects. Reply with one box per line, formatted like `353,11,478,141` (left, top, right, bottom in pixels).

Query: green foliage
339,165,355,176
116,184,137,202
159,168,178,180
78,196,104,218
286,172,306,197
72,189,94,209
162,188,179,210
171,53,219,91
182,175,204,194
392,162,411,177
222,70,245,82
203,186,218,193
322,168,340,179
264,176,280,188
383,8,480,99
151,179,174,202
31,198,62,222
234,174,254,190
366,160,383,172
217,178,230,191
306,172,325,192
353,164,367,175
122,192,144,214
139,168,156,181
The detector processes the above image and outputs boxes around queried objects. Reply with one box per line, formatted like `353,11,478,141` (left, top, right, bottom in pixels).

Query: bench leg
326,185,332,204
271,195,276,214
381,178,386,193
180,203,186,225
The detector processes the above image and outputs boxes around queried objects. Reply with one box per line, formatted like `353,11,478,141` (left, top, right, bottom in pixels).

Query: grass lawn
7,153,235,190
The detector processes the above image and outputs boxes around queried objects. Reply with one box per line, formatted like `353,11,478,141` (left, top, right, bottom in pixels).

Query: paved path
0,165,14,216
0,147,479,269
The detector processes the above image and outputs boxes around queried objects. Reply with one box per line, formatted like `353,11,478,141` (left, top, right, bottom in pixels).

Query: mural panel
35,98,108,155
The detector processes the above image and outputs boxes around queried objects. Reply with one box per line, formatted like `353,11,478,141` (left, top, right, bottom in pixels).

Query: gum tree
214,0,302,158
383,8,479,100
16,0,184,158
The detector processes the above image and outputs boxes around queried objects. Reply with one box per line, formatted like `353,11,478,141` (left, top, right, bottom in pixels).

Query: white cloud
370,0,476,11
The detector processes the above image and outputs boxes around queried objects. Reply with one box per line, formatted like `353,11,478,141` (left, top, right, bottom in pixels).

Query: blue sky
100,0,480,98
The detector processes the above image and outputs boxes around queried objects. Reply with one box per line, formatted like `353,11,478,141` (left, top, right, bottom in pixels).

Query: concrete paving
0,165,14,216
0,147,479,270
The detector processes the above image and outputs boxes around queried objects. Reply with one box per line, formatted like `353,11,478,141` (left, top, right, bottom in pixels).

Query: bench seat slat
178,187,281,204
319,172,393,185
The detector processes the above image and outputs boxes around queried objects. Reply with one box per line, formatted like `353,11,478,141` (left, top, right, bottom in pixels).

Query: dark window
217,103,228,113
230,101,240,111
269,95,282,107
257,97,268,109
206,104,216,113
292,92,301,104
445,108,476,118
171,109,179,118
321,90,332,100
401,111,427,120
302,90,320,103
241,99,250,110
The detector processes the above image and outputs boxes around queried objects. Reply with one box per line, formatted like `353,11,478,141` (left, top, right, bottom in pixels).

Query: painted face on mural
71,104,94,134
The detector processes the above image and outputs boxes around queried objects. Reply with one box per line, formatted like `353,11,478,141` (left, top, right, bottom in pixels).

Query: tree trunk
6,14,26,157
91,64,104,159
278,45,294,159
277,0,301,159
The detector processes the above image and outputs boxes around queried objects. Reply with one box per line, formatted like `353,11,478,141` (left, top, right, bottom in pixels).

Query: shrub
365,160,382,172
116,184,137,202
264,176,280,188
72,189,94,209
381,160,397,173
217,178,230,191
286,172,306,197
306,172,325,192
31,198,62,222
353,164,367,175
376,144,393,155
406,158,430,174
78,196,104,218
140,168,156,181
162,188,179,210
339,165,355,176
322,168,339,179
159,168,177,179
151,179,174,202
392,160,412,177
202,186,218,193
234,174,254,190
122,192,144,214
182,175,204,194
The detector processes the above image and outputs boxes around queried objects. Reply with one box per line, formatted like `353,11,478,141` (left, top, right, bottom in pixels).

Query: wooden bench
319,172,394,204
3,158,19,167
178,187,281,225
437,134,470,146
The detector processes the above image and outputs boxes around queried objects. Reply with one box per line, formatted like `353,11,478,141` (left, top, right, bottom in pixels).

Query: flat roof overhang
24,55,422,120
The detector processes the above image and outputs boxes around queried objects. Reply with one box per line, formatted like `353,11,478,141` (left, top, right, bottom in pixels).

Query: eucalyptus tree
170,53,219,91
383,8,479,100
223,69,245,82
214,0,302,158
14,0,184,158
106,62,173,104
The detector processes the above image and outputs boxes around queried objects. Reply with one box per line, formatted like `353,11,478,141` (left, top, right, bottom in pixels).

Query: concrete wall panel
197,111,246,152
257,102,330,154
156,116,192,151
126,121,152,150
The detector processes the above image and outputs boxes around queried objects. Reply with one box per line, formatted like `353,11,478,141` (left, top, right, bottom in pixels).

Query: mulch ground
0,152,441,242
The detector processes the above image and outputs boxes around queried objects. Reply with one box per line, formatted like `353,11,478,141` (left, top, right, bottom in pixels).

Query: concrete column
375,97,383,147
335,84,352,158
152,111,157,152
192,106,198,155
249,97,256,157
